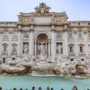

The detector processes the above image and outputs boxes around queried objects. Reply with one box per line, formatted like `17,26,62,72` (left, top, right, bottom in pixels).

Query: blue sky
0,0,90,21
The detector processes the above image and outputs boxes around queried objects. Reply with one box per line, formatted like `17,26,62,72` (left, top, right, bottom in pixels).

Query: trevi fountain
0,44,88,78
0,2,90,90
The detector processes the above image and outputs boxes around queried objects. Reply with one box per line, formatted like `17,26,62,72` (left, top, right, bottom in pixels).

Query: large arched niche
37,33,48,42
34,32,51,41
34,32,51,56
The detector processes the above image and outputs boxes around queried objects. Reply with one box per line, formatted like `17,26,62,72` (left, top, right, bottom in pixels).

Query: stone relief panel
23,32,29,38
34,16,51,23
22,32,29,42
18,16,31,22
55,17,66,22
56,32,62,40
11,44,17,55
55,12,68,22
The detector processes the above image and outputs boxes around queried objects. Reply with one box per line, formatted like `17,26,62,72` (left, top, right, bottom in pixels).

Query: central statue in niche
37,33,48,61
38,44,47,60
40,44,45,56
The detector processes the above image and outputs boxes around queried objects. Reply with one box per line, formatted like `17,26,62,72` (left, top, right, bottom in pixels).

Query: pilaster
8,32,12,56
51,25,56,58
83,28,88,57
29,25,34,56
63,25,68,56
17,25,22,56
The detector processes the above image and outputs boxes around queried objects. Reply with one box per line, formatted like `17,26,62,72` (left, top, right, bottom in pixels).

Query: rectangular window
89,46,90,52
88,32,90,37
13,32,17,37
88,23,90,25
3,46,7,52
4,32,8,37
68,31,72,37
80,46,83,52
3,58,6,63
61,48,63,54
12,45,17,52
69,46,73,52
79,31,82,37
78,23,80,25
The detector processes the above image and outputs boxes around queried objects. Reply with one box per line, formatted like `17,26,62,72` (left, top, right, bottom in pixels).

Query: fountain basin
0,75,90,90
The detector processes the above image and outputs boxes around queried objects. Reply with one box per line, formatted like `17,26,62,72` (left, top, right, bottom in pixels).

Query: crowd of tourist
0,86,90,90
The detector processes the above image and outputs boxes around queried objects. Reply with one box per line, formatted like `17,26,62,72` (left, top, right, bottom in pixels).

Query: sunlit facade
0,3,90,70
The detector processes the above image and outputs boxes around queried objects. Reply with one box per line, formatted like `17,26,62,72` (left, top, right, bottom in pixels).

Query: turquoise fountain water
0,75,90,90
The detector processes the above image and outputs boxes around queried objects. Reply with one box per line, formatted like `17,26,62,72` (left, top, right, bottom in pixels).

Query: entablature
69,21,90,28
0,22,17,28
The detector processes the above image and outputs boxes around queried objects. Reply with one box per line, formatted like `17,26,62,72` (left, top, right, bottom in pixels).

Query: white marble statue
23,44,28,54
56,45,62,65
39,44,47,60
39,44,45,55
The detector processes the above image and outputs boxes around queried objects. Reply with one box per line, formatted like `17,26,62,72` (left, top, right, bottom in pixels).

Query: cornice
69,26,90,28
0,22,18,28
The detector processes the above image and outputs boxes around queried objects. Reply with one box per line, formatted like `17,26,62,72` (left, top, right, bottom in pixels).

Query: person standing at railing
0,87,2,90
13,88,17,90
72,86,78,90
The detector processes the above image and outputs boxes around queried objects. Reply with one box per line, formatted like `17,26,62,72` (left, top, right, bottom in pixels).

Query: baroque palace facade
0,3,90,68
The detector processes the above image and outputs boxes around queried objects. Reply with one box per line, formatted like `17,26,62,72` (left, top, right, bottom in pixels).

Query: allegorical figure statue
58,45,61,54
56,45,62,65
23,44,28,54
39,44,46,60
30,14,34,22
39,44,45,55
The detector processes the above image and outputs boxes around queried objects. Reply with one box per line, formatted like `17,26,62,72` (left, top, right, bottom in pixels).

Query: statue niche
38,44,46,60
56,43,63,64
23,43,29,55
56,43,62,55
36,33,49,60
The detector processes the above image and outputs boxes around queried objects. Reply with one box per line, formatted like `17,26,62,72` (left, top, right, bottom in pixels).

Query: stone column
83,28,88,57
73,28,78,56
8,32,12,56
35,42,36,56
29,27,34,56
63,25,68,56
51,26,56,58
0,32,2,56
48,42,50,56
17,26,22,57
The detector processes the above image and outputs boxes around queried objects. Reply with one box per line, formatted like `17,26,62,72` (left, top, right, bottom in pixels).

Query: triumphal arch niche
35,33,51,60
18,2,68,61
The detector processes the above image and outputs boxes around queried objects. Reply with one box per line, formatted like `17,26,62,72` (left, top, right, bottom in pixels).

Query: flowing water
0,75,90,90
